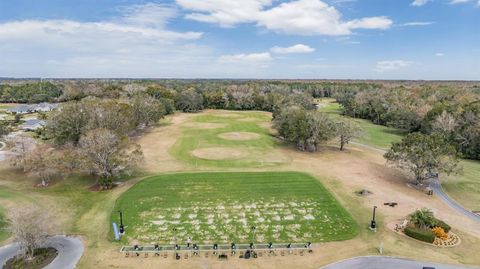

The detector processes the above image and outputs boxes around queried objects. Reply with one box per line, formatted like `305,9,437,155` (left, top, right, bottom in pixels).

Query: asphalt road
0,235,83,269
351,142,480,223
429,179,480,223
320,256,479,269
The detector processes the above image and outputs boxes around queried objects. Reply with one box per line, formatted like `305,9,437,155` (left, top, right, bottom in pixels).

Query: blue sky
0,0,479,79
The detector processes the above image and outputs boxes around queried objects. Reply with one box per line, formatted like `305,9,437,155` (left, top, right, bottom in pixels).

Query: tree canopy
384,133,460,183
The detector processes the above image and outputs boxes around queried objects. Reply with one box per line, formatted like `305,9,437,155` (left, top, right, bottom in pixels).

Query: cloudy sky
0,0,479,79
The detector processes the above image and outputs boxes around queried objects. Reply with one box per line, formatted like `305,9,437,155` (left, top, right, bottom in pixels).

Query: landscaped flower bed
394,208,460,247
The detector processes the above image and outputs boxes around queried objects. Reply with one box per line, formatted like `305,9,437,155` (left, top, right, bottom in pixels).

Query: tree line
0,82,62,103
2,79,478,188
335,86,480,160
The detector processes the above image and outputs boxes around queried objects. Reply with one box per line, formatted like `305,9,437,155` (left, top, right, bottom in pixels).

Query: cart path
320,256,479,269
0,235,83,269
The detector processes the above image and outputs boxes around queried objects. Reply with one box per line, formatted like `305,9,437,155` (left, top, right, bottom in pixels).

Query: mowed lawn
443,160,480,211
112,172,358,244
0,207,8,242
169,111,285,168
318,99,406,149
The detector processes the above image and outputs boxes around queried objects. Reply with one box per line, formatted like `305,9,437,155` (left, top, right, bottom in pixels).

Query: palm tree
409,208,437,229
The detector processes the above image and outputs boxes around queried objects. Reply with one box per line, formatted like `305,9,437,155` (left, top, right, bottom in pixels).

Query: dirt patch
137,113,191,173
191,147,247,160
183,122,226,129
218,132,261,141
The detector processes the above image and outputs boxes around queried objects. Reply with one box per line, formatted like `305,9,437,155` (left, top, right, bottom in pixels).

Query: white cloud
450,0,470,4
176,0,272,27
119,3,178,27
296,64,329,69
436,52,445,56
270,44,315,54
411,0,430,6
177,0,392,36
0,3,207,77
375,60,412,73
219,52,272,63
400,21,434,26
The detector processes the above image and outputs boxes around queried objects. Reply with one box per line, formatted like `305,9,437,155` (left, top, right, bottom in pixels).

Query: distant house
7,104,34,114
20,119,45,131
34,102,59,112
7,103,59,114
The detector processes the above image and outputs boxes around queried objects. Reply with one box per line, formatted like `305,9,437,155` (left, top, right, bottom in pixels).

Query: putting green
169,111,285,168
112,172,358,244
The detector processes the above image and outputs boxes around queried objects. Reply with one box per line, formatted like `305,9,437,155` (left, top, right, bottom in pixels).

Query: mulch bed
4,247,58,269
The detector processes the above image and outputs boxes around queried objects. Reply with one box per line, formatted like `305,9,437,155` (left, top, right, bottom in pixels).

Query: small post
251,226,256,245
370,206,377,231
118,210,125,234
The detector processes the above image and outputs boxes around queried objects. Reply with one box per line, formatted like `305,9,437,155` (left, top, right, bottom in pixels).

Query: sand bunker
191,147,247,160
218,132,261,141
183,122,226,129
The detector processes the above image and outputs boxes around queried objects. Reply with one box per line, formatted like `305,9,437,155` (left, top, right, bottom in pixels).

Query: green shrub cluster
434,219,451,233
404,226,436,243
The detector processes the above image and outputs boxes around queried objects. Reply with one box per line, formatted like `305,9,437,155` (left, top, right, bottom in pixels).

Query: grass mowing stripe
112,172,358,244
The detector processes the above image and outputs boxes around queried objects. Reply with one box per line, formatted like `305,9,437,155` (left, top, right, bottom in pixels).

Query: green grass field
0,207,8,242
318,99,406,149
443,160,480,211
169,111,286,168
112,172,358,244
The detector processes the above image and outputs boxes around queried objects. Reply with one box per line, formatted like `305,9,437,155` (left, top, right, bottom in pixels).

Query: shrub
434,219,451,233
404,226,436,243
431,226,448,240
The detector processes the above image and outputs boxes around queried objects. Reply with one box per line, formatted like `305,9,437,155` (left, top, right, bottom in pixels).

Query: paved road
320,256,479,269
0,236,83,269
351,142,480,224
0,242,20,267
429,179,480,223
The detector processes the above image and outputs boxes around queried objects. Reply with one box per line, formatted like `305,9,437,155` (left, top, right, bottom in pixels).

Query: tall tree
24,145,62,187
384,133,460,184
79,128,143,189
7,135,36,172
175,89,203,112
9,205,55,259
335,119,363,151
273,107,335,152
131,94,166,127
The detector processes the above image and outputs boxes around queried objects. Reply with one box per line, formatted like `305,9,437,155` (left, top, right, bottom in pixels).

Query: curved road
352,141,480,223
0,235,83,269
429,179,480,223
320,256,479,269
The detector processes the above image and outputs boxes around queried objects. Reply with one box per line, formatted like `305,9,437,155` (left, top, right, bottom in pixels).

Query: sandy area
218,132,261,141
191,147,248,160
137,113,191,173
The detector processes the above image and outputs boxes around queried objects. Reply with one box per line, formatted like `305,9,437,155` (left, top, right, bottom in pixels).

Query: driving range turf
112,172,358,244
